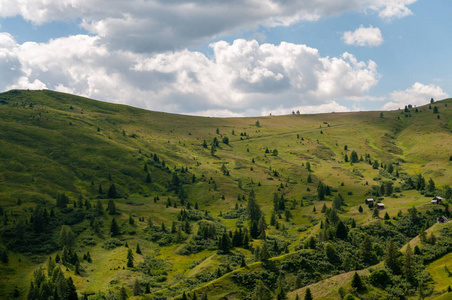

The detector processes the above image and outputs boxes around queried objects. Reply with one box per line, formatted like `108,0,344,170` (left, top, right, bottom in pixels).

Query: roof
376,203,385,206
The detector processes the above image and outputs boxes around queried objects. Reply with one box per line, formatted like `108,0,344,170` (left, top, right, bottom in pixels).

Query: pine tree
133,279,142,296
403,243,416,282
107,200,116,215
252,280,272,300
358,205,363,213
260,242,271,262
127,249,134,268
351,272,364,291
385,239,401,274
120,286,128,300
108,184,118,198
372,207,380,218
336,221,348,240
136,243,142,254
304,288,313,300
96,200,103,215
110,218,120,236
67,277,78,300
247,190,262,222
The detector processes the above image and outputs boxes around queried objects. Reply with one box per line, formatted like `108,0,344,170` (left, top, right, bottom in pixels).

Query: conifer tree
385,239,401,274
110,218,120,236
133,279,142,296
108,184,118,198
351,272,364,291
247,190,262,222
136,243,142,255
304,288,313,300
260,242,271,262
403,243,416,282
127,249,134,268
252,280,272,300
107,200,116,215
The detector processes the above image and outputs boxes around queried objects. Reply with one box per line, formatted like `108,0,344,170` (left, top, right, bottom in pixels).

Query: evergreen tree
67,277,78,300
247,190,262,222
385,239,401,274
304,288,313,300
96,200,104,215
276,274,288,300
372,207,380,218
133,279,142,296
107,184,118,198
110,218,120,236
351,272,364,291
358,205,363,213
252,280,272,300
127,249,134,268
336,221,348,240
260,242,271,262
107,200,116,215
136,243,142,254
120,286,128,300
403,243,416,283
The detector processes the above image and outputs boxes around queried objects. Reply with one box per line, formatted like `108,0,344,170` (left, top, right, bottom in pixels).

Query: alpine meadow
1,89,452,300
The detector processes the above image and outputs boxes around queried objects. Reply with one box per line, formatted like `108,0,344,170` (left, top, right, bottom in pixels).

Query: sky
0,0,451,117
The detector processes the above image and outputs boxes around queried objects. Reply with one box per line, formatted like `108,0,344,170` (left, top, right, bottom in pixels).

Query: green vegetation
0,90,452,299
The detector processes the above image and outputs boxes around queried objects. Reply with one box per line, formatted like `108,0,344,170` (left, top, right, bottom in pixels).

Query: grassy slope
0,89,452,298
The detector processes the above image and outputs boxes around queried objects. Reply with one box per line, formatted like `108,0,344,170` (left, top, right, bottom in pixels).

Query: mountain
0,89,451,299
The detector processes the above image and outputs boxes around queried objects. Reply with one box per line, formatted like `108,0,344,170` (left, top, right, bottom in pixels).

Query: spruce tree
304,288,313,300
107,200,116,215
252,280,272,300
403,243,416,282
133,279,142,296
351,272,364,291
385,239,401,274
136,243,142,255
127,249,134,268
247,190,262,222
110,218,120,236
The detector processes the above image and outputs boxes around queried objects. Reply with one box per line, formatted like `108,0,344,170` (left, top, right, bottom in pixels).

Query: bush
102,238,123,249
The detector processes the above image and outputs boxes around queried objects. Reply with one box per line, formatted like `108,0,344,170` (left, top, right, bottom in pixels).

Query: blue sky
0,0,450,116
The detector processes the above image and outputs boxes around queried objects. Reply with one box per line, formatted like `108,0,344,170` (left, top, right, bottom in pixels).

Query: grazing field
0,89,452,299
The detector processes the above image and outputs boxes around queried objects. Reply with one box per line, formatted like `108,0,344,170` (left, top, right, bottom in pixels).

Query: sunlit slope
0,89,451,208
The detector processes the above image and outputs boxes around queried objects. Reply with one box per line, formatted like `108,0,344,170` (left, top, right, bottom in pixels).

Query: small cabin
437,216,449,223
376,203,385,210
431,196,443,205
365,198,375,204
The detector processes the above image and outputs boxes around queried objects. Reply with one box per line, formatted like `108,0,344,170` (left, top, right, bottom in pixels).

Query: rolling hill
0,89,451,299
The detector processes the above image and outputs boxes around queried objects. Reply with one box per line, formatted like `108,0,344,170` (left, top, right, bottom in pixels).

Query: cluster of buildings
363,196,449,223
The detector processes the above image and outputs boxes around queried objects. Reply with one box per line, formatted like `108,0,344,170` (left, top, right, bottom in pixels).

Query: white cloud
0,0,416,52
382,82,449,110
368,0,417,21
0,35,380,116
342,25,383,47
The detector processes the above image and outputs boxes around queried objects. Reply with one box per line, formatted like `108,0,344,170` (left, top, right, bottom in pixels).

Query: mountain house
365,198,374,204
437,216,449,223
376,203,385,210
431,196,443,205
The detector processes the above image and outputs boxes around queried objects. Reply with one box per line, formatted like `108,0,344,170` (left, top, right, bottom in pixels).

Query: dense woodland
0,90,452,300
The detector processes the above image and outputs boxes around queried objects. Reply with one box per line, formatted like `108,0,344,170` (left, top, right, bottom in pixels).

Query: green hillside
1,89,452,299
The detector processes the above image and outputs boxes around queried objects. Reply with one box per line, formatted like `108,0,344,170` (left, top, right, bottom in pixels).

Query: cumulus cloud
382,82,449,110
0,35,380,116
368,0,417,21
0,0,416,52
343,25,383,47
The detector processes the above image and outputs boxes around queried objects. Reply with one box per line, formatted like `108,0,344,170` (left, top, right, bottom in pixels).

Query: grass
1,89,452,298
